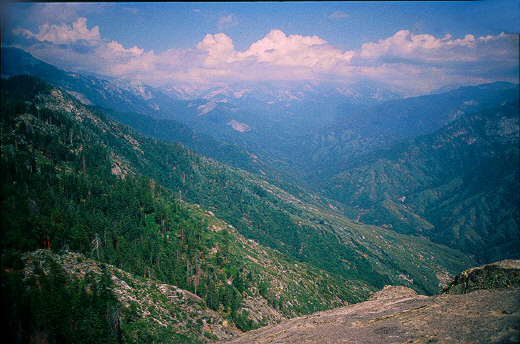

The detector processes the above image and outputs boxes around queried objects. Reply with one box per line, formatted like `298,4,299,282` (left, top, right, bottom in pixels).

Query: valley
1,40,518,343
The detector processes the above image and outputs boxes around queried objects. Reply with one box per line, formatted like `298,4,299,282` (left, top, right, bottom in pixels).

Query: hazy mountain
159,79,519,188
0,47,284,178
159,81,402,153
298,82,520,182
319,99,520,263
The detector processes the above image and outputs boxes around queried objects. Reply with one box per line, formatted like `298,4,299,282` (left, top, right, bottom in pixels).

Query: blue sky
1,1,518,95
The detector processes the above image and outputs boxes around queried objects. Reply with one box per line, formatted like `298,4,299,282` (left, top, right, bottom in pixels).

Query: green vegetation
1,76,478,342
0,76,368,342
2,254,120,344
320,100,520,263
105,108,283,179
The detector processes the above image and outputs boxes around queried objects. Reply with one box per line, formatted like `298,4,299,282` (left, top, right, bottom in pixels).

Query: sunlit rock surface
221,262,520,344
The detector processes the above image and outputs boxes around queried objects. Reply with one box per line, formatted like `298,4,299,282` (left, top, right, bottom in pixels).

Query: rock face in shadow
442,260,520,295
221,261,520,344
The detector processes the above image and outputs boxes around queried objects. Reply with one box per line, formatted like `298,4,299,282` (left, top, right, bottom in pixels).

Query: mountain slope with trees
1,75,375,342
0,47,278,180
320,100,520,263
1,75,475,306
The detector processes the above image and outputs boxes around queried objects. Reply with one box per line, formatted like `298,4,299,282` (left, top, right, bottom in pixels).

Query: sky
1,1,519,95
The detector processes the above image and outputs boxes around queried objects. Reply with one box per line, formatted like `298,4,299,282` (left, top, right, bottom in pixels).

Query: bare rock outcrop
221,261,520,344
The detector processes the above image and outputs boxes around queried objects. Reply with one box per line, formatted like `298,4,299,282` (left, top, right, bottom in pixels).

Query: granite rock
221,261,520,344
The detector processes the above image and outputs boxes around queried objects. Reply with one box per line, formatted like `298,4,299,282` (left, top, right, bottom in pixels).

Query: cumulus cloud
107,41,144,56
348,30,518,93
10,17,519,94
13,17,101,44
356,29,515,64
11,17,156,81
197,33,237,65
239,29,342,67
196,29,355,70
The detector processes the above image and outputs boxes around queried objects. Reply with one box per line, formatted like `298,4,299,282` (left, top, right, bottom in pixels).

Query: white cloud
12,18,519,95
197,33,237,65
25,3,108,26
238,30,353,68
14,17,101,44
329,10,348,19
357,30,493,62
107,41,144,56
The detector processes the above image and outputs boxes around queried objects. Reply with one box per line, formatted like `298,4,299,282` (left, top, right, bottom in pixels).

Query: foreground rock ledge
220,285,520,344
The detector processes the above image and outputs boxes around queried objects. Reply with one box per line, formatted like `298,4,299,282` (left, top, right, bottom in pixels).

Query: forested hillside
24,77,476,290
2,76,378,343
1,76,477,342
2,2,518,343
104,108,286,180
321,100,520,263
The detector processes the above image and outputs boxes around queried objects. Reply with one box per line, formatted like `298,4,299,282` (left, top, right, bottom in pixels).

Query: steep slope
221,261,520,344
1,75,376,334
320,100,520,263
6,249,240,343
1,75,476,298
0,47,277,179
2,76,380,343
104,108,285,179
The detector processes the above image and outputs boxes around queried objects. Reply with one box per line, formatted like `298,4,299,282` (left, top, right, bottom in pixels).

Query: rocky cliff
221,261,520,344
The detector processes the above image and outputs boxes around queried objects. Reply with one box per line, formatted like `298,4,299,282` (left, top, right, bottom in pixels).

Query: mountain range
1,46,519,342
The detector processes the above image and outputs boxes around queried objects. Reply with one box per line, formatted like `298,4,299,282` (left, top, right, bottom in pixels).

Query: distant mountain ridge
0,47,284,178
3,47,517,192
297,81,519,180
